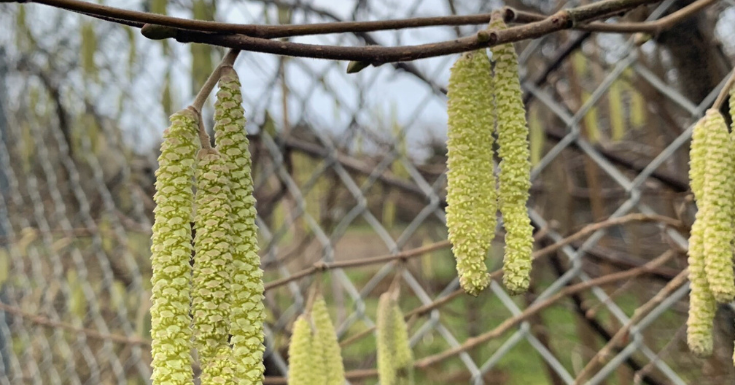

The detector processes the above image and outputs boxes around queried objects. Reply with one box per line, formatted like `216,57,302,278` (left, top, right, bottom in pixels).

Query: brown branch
0,303,150,347
578,0,717,35
263,249,679,383
415,250,678,369
263,240,451,291
572,268,689,384
531,213,681,261
190,49,239,113
31,0,496,38
507,0,717,35
333,214,679,349
22,0,665,64
713,69,735,110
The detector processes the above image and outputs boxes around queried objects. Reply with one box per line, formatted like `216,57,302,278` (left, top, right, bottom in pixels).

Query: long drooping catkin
193,148,234,379
445,49,497,296
686,117,715,357
288,316,317,385
150,109,199,385
376,293,414,385
213,67,265,384
312,297,345,385
490,16,533,295
701,109,735,303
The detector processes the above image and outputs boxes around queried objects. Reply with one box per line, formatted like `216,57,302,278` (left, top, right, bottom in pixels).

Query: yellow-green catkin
701,109,735,303
288,316,317,385
686,116,715,357
312,297,345,385
490,16,534,295
150,109,200,385
200,346,234,385
445,50,497,296
193,148,234,379
376,293,414,385
391,299,414,385
213,67,266,383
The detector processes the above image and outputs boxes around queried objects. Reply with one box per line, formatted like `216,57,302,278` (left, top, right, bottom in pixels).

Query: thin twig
190,49,240,113
0,303,150,347
265,213,679,292
22,0,665,64
531,213,681,260
31,0,496,38
263,250,679,383
415,250,678,369
572,268,689,384
335,214,679,349
507,0,716,35
633,324,686,384
713,69,735,110
263,240,451,291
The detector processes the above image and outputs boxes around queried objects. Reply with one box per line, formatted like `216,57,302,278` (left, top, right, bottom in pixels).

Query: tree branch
262,249,680,383
415,250,679,369
21,0,666,64
572,268,689,384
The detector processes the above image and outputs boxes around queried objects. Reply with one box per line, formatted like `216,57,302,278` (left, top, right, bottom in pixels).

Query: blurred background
1,0,735,383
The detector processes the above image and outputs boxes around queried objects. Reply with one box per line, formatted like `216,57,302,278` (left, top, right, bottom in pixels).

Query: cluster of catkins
446,16,533,297
287,295,346,385
686,101,735,361
149,67,265,385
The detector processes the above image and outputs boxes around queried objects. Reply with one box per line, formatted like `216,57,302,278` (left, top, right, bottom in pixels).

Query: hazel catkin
287,316,317,385
445,49,497,296
213,67,266,384
490,16,534,295
686,117,715,356
192,148,234,377
376,293,414,385
701,109,735,303
149,108,200,385
311,297,345,385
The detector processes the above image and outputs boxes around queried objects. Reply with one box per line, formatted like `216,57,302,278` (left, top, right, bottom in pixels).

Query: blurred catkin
686,117,715,357
213,67,266,384
490,16,533,295
150,109,199,385
376,293,414,385
193,148,234,377
701,109,735,303
445,49,497,296
288,316,317,385
312,297,345,385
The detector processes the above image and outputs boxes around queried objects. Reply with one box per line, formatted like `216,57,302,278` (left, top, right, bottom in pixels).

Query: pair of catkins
446,16,533,296
287,291,414,385
149,67,265,385
686,100,735,361
288,296,345,385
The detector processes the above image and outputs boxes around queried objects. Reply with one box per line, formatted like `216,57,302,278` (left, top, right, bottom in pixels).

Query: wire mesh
1,0,734,384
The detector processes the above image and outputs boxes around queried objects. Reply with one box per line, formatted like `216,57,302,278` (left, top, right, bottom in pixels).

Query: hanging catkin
312,296,345,385
193,148,234,380
376,293,414,385
288,316,317,385
445,49,497,296
701,109,735,303
213,67,266,384
686,116,715,357
490,16,534,295
150,109,200,385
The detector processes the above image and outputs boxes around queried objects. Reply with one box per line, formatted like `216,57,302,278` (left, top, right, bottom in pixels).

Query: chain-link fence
2,0,735,384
